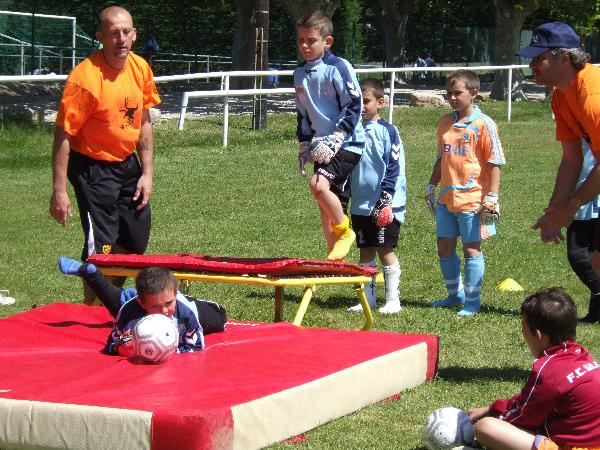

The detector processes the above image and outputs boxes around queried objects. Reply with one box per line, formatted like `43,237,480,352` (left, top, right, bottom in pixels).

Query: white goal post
0,10,77,74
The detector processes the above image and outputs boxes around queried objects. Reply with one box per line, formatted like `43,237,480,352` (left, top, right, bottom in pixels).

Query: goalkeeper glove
478,192,500,225
298,141,311,177
425,184,437,216
309,130,346,164
116,330,136,357
370,191,394,227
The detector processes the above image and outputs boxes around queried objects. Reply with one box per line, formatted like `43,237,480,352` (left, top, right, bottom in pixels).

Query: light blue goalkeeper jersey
574,139,600,221
294,50,365,155
351,118,406,223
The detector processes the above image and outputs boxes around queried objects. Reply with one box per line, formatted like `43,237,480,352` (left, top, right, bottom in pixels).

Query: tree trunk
369,0,414,73
490,0,538,100
253,0,269,129
232,0,258,88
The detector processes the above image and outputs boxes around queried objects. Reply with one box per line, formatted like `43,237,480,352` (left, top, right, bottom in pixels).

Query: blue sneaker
431,293,465,308
457,301,480,317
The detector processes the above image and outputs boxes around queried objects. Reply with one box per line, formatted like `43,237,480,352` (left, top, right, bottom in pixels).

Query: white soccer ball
133,314,179,364
422,407,475,450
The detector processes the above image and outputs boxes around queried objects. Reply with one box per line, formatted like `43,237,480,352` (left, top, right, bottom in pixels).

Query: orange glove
116,330,136,357
370,191,393,227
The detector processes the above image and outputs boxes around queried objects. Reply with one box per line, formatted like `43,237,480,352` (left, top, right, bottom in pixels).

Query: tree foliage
1,0,600,73
526,0,600,36
4,0,236,56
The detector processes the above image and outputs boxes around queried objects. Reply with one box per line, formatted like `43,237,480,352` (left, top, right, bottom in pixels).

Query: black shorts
68,151,151,260
334,183,351,216
187,296,228,335
314,149,361,198
351,214,401,248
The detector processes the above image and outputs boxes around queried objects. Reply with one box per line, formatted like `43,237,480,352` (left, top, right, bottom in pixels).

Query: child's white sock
348,259,377,312
380,260,401,314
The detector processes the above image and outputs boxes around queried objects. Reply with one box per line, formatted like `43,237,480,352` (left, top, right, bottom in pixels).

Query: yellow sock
331,215,350,237
328,216,355,261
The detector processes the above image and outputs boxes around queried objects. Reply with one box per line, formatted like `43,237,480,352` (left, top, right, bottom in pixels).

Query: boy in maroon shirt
468,287,600,450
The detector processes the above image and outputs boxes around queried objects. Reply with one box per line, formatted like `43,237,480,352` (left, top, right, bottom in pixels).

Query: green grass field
0,99,599,449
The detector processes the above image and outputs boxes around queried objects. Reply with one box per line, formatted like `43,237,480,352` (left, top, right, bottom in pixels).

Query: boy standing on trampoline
425,69,505,316
57,257,227,356
347,78,406,315
294,10,365,261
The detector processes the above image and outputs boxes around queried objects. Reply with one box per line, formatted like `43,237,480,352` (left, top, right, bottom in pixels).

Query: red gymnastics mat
88,253,379,277
0,304,438,450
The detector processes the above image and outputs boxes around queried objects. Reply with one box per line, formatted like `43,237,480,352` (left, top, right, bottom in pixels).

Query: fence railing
0,44,299,76
0,42,90,75
0,64,533,147
163,64,529,147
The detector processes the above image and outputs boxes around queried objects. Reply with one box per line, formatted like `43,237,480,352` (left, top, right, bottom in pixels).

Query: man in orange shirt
49,6,160,303
517,23,600,324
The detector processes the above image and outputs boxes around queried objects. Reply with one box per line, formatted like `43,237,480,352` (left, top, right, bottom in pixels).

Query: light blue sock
458,253,484,317
431,253,465,308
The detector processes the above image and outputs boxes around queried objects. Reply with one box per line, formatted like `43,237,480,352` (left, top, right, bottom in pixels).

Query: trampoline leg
355,283,373,331
293,285,315,326
274,286,283,322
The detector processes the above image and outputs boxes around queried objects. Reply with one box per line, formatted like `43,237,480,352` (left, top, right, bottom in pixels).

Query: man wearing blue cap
517,22,600,325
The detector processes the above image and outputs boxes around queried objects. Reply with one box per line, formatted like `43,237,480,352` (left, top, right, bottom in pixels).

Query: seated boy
467,287,600,449
58,257,227,356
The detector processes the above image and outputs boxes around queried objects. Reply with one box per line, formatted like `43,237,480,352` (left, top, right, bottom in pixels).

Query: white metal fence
163,64,529,147
150,53,298,77
0,42,87,75
0,64,534,147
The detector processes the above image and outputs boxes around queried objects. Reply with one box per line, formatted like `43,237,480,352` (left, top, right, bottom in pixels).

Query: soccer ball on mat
133,314,179,363
422,406,475,450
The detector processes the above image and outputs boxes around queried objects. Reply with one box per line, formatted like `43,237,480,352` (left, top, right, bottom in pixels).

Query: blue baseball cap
515,22,581,58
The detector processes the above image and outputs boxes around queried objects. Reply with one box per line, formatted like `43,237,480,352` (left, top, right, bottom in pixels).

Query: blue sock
458,253,484,317
58,257,97,276
432,253,465,307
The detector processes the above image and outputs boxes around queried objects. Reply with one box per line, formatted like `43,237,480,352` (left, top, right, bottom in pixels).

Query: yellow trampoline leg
293,285,315,326
355,283,373,331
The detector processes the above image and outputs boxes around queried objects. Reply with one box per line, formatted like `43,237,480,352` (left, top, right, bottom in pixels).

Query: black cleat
578,314,600,326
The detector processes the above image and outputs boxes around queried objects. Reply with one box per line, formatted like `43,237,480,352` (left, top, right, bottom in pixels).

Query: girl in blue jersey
294,11,365,261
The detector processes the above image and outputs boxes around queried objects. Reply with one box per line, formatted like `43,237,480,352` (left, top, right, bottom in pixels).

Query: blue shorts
435,203,496,242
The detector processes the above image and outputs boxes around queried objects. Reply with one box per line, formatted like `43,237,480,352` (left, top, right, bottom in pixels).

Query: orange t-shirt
57,51,161,162
436,106,506,212
552,64,600,159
